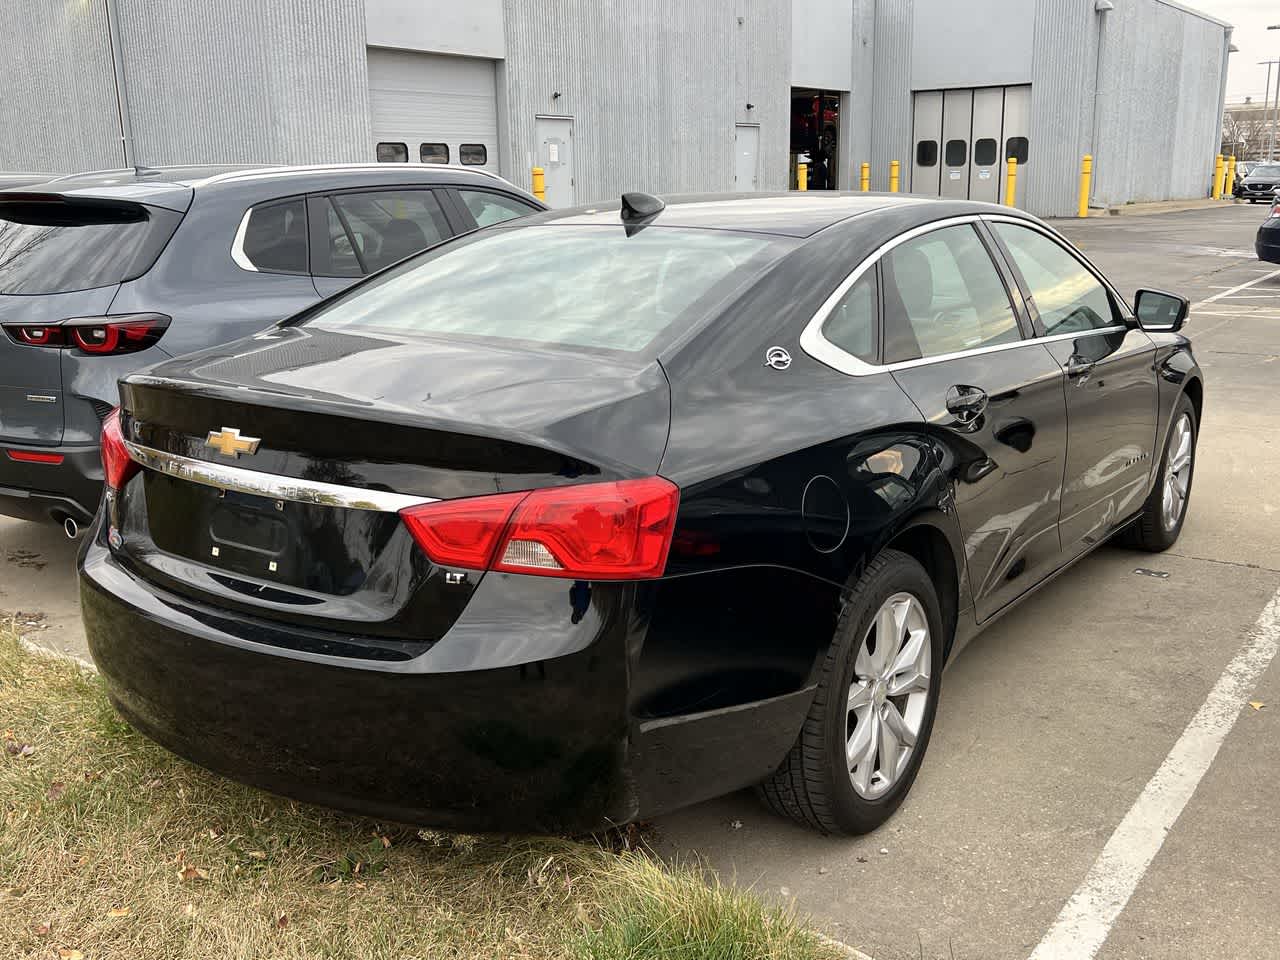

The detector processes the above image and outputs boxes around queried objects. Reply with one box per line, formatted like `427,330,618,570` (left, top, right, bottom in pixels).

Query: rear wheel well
884,524,959,657
1183,377,1203,426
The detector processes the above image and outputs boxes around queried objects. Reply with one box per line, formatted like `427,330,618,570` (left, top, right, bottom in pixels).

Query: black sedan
80,192,1202,835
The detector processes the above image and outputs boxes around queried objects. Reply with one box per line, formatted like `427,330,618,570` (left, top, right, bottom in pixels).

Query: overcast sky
1197,0,1280,102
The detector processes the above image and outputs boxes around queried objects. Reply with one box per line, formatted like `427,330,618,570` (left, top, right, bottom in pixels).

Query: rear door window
455,189,540,228
0,199,182,295
881,224,1021,362
316,189,452,277
235,198,308,274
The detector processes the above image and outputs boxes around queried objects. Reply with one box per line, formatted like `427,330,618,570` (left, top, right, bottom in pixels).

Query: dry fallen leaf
57,950,83,960
107,907,130,917
47,782,66,801
5,742,34,757
31,921,50,936
276,913,288,929
1249,701,1266,710
379,835,391,849
177,866,208,882
181,903,195,917
246,850,267,861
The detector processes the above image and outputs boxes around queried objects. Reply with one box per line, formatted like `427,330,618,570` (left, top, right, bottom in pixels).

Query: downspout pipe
104,0,136,167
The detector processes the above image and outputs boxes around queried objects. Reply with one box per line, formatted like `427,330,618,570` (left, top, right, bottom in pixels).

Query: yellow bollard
531,166,546,203
1212,154,1224,200
889,160,900,193
1005,157,1018,206
797,162,808,191
860,162,870,192
1226,155,1238,199
1077,154,1093,219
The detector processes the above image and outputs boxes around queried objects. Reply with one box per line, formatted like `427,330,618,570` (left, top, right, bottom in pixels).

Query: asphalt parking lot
3,202,1278,959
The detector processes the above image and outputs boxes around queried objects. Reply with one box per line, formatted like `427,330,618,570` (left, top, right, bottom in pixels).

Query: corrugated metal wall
0,1,122,172
1025,0,1097,216
116,0,371,166
868,0,912,192
1088,0,1226,208
1026,0,1227,216
498,0,789,202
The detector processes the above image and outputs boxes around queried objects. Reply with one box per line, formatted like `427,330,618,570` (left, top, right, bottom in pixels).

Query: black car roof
8,164,536,213
537,192,1017,238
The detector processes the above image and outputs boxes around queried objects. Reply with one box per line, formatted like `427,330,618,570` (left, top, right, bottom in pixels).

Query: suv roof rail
195,163,517,189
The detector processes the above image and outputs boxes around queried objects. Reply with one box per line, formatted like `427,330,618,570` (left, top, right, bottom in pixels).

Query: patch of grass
0,627,837,960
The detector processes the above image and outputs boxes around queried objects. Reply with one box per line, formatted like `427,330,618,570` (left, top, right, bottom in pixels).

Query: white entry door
735,124,760,190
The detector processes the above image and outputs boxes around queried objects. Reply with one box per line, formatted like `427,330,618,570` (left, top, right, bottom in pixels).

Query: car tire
756,549,944,835
1122,394,1197,552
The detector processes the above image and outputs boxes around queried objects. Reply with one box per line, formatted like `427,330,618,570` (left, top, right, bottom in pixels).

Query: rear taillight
101,408,140,492
2,313,170,355
399,477,680,580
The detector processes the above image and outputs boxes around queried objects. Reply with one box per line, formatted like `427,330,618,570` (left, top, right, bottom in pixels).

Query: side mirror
1133,288,1189,333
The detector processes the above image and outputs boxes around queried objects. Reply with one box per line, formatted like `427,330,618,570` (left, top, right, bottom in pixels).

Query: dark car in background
0,164,543,532
1257,195,1280,263
80,192,1202,835
1237,162,1280,202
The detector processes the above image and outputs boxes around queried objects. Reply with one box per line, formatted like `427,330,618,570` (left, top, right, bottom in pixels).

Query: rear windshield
0,199,183,295
305,224,791,354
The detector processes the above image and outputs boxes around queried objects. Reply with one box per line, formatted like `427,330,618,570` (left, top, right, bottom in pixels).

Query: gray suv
0,164,543,530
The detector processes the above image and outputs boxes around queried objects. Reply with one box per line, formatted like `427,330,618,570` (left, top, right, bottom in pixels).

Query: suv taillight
399,477,680,580
3,314,170,355
101,409,140,492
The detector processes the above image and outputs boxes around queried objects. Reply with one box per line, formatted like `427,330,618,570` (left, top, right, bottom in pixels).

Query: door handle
1065,356,1095,382
945,384,988,425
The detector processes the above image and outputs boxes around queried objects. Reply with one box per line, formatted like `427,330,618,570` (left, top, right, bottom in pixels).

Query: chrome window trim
123,440,435,513
799,213,1133,378
230,208,258,272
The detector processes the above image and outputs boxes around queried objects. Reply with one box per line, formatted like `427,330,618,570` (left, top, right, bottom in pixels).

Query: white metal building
0,0,1232,217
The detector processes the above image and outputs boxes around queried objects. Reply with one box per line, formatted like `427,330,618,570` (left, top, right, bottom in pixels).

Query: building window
974,138,998,167
916,140,938,167
944,139,967,167
459,144,488,166
1006,137,1030,166
420,143,449,164
376,142,408,163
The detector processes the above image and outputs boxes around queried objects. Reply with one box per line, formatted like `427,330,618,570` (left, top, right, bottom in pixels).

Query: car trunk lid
110,326,671,643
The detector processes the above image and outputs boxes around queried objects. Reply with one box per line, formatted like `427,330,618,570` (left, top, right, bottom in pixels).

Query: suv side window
881,224,1022,363
318,189,451,277
456,189,540,228
992,222,1117,335
235,198,308,274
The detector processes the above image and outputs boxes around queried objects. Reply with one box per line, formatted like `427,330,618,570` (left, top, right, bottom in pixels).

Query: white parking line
1198,267,1280,305
1027,587,1280,960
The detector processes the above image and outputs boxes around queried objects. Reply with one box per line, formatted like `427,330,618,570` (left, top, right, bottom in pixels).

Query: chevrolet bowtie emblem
204,427,261,459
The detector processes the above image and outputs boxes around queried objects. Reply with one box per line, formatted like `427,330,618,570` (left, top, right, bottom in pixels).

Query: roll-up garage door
367,49,499,173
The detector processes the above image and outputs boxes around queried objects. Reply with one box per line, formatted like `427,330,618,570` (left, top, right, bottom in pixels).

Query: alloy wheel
846,592,932,800
1162,413,1193,531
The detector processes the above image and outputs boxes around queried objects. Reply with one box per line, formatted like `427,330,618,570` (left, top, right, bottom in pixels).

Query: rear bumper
0,441,102,523
80,533,813,832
